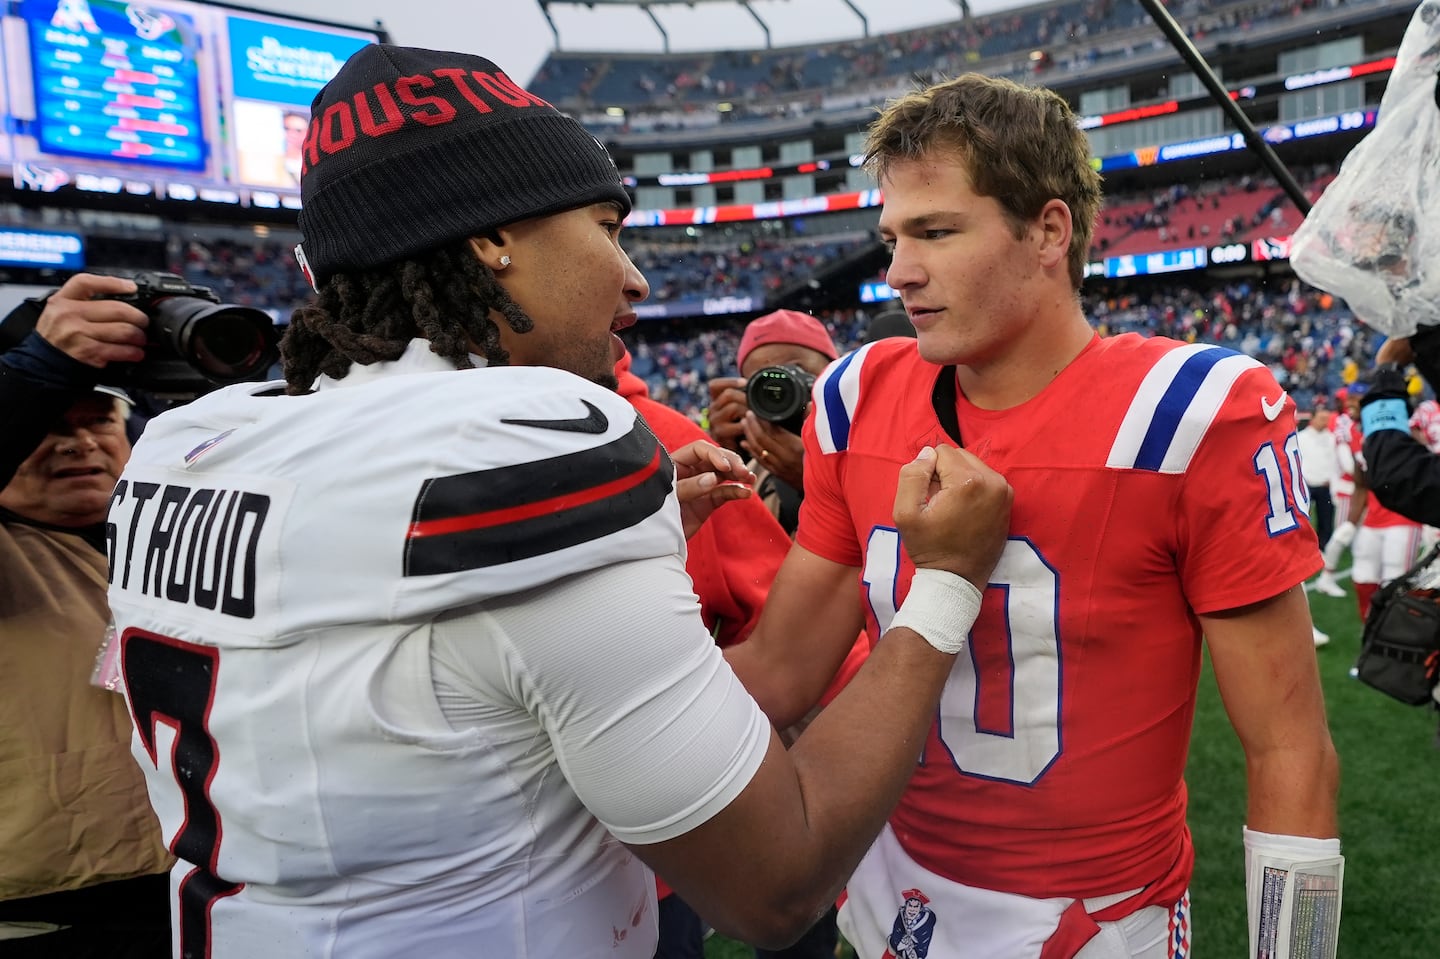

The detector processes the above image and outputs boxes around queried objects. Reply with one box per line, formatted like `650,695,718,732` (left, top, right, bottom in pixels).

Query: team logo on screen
51,0,98,33
127,6,177,41
14,163,71,194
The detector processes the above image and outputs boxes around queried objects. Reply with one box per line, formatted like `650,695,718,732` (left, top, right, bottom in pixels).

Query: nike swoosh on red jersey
1261,393,1286,421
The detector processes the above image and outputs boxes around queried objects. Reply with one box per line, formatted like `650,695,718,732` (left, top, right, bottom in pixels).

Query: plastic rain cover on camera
1289,0,1440,339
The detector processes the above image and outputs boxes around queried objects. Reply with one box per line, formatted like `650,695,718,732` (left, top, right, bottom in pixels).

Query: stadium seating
624,278,1374,422
530,0,1380,124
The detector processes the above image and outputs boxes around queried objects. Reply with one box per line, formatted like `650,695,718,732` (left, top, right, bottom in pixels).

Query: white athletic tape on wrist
888,568,982,654
1244,826,1344,959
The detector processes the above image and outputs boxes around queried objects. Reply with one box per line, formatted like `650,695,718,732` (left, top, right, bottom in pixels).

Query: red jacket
616,353,789,648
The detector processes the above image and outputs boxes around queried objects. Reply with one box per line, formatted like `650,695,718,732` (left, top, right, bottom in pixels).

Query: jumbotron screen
0,0,382,215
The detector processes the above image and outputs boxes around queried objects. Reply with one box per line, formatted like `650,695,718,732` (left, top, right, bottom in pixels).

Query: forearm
1242,744,1344,958
784,628,952,889
1243,740,1340,837
679,444,1009,945
725,631,841,729
1204,588,1340,839
724,544,866,729
666,569,981,947
694,626,954,945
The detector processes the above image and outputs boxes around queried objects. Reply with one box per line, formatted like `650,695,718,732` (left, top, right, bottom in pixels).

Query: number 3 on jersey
865,529,1061,786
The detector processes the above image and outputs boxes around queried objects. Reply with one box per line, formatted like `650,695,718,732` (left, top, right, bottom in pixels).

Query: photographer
708,310,860,959
1360,325,1440,526
707,310,838,534
0,273,172,956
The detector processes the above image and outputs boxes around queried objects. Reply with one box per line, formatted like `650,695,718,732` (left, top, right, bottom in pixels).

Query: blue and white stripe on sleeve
1106,344,1264,474
811,343,877,455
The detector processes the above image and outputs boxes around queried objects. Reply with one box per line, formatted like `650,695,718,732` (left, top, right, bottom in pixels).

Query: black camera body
0,271,279,396
746,364,817,436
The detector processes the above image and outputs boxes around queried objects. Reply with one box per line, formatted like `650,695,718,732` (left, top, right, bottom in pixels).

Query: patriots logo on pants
884,888,937,959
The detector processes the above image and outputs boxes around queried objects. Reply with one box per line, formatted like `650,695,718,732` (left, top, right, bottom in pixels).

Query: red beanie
737,310,838,371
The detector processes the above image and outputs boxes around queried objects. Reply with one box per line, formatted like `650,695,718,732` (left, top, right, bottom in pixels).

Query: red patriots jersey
798,334,1321,902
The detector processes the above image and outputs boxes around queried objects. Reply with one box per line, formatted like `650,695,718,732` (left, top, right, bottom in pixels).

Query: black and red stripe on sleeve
402,419,674,576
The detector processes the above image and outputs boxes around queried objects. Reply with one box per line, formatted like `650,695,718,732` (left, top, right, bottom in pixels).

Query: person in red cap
615,347,791,957
708,309,838,534
708,310,859,959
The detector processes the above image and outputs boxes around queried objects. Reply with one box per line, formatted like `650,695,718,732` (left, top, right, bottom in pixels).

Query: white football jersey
106,344,766,958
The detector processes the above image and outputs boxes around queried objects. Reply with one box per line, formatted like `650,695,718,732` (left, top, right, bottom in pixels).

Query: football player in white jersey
107,45,1014,959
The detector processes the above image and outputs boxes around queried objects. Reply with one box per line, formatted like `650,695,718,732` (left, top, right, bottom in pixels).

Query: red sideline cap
737,310,838,371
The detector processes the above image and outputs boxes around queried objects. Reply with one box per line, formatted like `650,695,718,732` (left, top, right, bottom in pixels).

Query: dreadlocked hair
280,238,532,394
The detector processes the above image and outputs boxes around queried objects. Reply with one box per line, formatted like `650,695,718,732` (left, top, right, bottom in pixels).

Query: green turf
708,574,1440,958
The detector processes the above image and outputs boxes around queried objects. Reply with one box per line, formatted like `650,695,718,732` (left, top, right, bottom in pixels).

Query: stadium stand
623,277,1376,420
531,0,1399,130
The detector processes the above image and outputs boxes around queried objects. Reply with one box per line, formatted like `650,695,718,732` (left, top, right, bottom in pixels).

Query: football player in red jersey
1333,385,1423,619
728,73,1341,959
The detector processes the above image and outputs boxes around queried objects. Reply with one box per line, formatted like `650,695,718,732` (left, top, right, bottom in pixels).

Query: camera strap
930,365,963,447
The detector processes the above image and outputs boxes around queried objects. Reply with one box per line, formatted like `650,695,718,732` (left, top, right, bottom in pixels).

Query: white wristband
887,568,983,654
1243,826,1341,863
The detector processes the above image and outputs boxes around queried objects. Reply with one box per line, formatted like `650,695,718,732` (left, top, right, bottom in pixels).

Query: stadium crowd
163,169,1336,328
531,0,1378,130
625,279,1385,422
162,235,1392,429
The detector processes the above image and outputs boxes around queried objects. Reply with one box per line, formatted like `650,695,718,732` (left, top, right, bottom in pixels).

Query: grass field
706,571,1440,958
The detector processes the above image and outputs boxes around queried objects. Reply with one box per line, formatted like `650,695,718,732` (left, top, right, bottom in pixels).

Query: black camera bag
1354,545,1440,706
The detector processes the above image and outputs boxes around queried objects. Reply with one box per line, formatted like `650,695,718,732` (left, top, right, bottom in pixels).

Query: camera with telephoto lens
746,364,817,436
0,271,280,397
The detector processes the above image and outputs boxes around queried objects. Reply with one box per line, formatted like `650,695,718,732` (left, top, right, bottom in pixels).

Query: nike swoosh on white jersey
1261,392,1287,421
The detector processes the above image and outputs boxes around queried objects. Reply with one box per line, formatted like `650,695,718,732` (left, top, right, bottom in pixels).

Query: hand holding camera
742,410,805,491
2,271,279,396
33,273,149,369
706,375,749,454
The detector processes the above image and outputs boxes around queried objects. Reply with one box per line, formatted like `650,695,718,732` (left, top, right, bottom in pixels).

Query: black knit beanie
294,44,631,288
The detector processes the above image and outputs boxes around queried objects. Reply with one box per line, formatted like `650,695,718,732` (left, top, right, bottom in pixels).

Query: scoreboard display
24,0,206,169
1,0,383,216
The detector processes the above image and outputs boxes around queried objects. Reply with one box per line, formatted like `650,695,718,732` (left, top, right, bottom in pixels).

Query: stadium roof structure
532,0,1315,213
534,0,972,53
